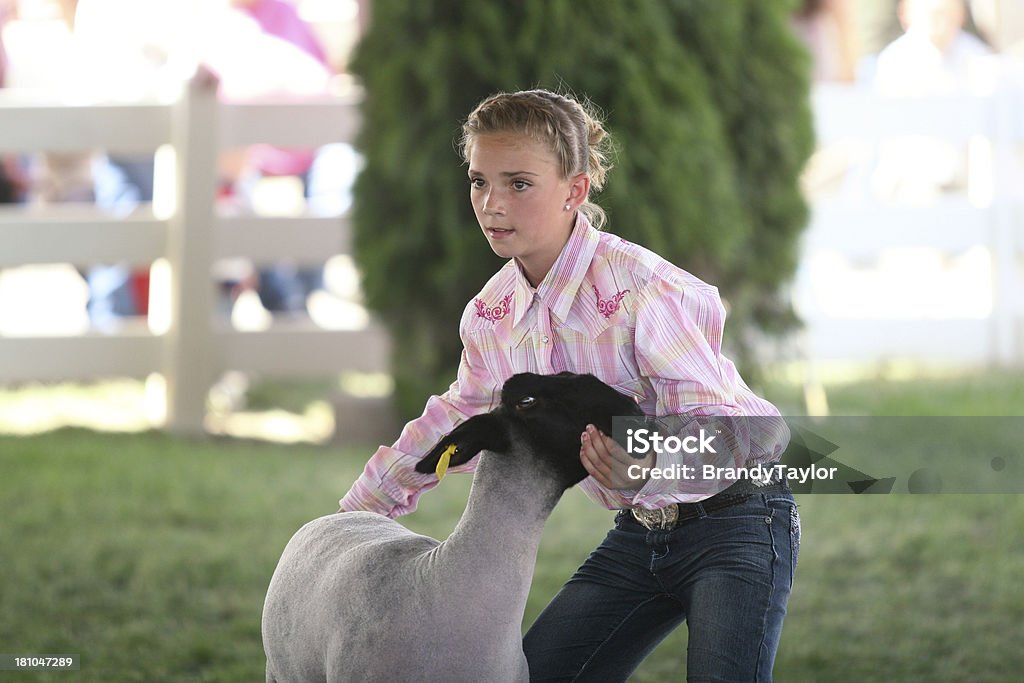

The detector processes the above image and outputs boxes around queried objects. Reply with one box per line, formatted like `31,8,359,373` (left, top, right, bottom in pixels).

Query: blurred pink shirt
206,2,331,177
339,214,788,517
240,0,329,67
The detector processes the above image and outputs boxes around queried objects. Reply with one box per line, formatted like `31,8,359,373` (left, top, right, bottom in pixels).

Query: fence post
163,70,220,435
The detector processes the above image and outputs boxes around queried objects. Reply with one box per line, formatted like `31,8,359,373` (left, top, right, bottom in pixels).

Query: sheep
261,371,644,683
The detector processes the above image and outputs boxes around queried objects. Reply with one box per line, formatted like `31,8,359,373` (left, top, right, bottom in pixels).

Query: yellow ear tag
436,444,456,481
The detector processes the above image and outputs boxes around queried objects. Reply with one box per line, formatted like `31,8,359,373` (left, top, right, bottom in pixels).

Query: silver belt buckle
631,505,679,530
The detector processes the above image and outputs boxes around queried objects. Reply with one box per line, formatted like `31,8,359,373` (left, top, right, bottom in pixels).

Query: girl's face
467,134,588,287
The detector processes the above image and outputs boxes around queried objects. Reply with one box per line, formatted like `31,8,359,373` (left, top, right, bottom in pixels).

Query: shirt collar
511,213,601,328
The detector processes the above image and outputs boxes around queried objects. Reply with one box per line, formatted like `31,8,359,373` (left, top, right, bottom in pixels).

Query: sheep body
262,372,642,683
264,512,530,682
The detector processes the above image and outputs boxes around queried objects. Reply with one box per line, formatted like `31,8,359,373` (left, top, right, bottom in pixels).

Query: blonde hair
460,89,613,229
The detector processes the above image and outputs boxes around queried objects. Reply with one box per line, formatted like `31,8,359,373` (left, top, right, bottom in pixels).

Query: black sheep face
417,372,644,488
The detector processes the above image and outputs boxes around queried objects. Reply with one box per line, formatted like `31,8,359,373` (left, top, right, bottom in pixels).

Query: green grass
0,431,357,683
1,373,1023,682
762,367,1024,417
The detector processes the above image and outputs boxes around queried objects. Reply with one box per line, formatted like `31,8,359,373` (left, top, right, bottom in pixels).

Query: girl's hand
580,424,654,491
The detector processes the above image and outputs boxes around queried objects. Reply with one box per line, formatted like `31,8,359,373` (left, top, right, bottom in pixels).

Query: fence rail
0,75,387,434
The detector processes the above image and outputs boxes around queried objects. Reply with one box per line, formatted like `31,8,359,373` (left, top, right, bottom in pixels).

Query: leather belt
629,471,788,531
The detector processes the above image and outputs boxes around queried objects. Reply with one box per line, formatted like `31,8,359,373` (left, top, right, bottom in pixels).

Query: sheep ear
415,413,510,478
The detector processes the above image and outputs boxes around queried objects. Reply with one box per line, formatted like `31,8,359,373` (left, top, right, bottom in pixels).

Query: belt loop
694,502,707,518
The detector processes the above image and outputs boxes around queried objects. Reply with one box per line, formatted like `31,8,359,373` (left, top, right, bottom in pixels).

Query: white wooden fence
796,79,1024,367
0,74,389,434
4,74,1022,434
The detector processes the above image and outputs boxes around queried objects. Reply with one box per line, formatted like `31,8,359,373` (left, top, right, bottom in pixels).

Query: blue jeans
523,491,800,682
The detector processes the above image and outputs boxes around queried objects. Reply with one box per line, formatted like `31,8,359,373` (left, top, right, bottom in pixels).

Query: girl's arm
627,277,789,505
338,323,499,518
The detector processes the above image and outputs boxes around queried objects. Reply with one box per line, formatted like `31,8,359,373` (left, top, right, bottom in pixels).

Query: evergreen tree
351,0,813,418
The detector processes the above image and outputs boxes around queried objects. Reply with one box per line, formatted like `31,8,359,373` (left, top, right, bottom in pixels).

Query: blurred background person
791,0,860,82
866,0,996,203
67,0,184,326
216,0,335,316
10,0,348,324
1,0,189,327
873,0,994,95
3,0,94,206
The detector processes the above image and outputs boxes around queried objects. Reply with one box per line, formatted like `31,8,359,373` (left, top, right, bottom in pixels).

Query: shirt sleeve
628,276,788,506
338,307,499,518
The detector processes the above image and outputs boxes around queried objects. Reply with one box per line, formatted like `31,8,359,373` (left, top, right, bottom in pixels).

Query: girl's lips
487,228,515,239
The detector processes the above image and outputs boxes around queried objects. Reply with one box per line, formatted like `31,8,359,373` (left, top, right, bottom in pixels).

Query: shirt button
541,335,550,344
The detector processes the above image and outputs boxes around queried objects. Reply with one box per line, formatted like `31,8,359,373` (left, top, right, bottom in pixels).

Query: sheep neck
430,447,565,619
452,447,564,545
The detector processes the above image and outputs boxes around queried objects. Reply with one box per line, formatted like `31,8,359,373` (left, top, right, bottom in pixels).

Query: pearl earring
564,204,572,211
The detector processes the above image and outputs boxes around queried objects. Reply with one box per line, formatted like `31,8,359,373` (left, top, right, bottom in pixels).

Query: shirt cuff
338,475,403,517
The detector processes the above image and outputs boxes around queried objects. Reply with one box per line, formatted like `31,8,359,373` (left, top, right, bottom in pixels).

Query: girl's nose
482,191,505,216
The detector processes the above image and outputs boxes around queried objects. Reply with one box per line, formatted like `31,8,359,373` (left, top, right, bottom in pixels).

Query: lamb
261,371,644,683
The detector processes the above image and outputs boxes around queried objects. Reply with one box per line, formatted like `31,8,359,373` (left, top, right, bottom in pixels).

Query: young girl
340,89,798,682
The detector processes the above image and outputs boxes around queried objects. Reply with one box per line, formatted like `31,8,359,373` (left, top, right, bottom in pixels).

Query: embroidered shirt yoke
339,214,788,517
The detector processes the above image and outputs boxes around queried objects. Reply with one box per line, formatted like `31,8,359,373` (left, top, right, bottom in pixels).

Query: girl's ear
415,413,511,477
566,173,590,208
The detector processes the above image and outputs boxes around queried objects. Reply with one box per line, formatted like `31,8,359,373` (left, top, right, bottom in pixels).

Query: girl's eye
511,179,531,191
469,178,485,189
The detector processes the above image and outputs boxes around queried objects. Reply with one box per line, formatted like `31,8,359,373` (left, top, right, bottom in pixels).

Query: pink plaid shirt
340,214,788,517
